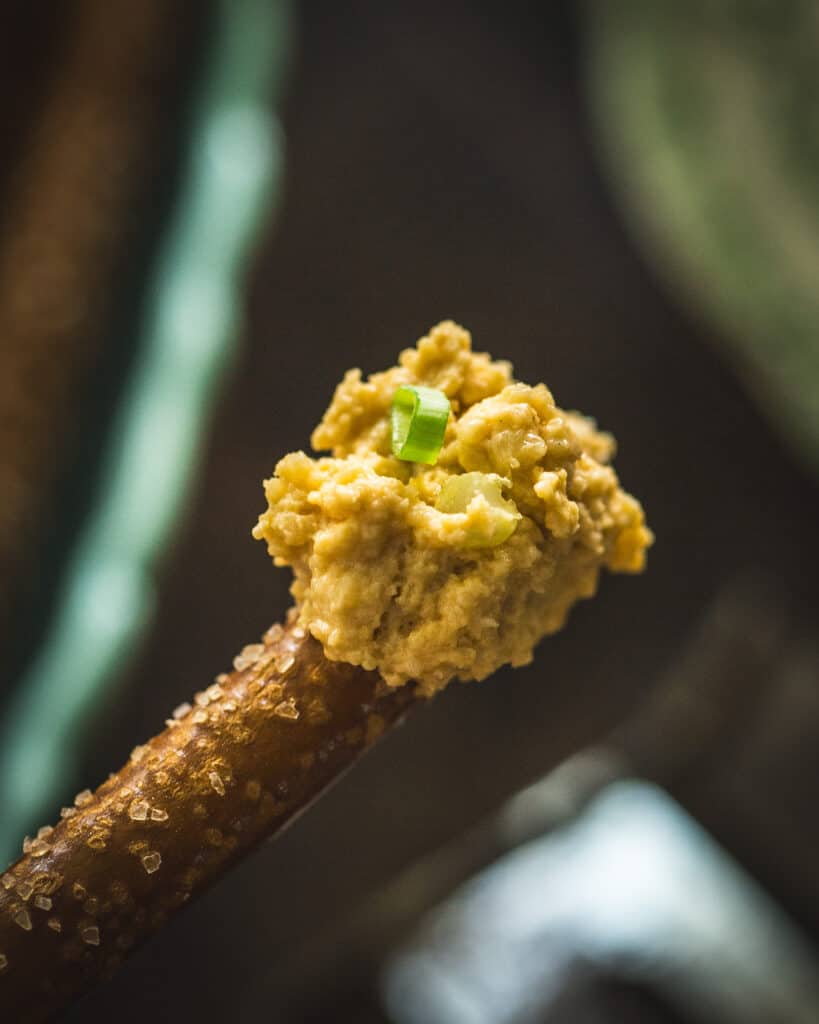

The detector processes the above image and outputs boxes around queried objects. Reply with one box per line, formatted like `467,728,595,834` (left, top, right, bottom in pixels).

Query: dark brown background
2,1,818,1021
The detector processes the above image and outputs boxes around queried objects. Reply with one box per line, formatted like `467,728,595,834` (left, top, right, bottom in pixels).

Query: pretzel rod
0,323,652,1020
0,618,418,1022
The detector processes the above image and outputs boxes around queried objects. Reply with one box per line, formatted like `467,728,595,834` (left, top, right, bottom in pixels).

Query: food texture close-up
1,3,819,1023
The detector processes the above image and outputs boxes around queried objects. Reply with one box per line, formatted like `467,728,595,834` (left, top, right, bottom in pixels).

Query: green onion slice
435,472,520,546
390,385,450,464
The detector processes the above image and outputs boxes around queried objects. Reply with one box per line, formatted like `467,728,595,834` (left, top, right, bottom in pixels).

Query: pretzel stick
0,618,418,1022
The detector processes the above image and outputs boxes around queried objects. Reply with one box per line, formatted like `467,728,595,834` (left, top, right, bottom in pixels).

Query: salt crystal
28,839,50,858
194,691,210,708
16,881,33,901
233,644,264,671
81,925,100,946
150,808,168,822
141,851,161,874
47,918,61,933
33,871,63,897
86,831,108,851
0,953,7,971
37,826,54,840
274,698,299,721
129,800,149,822
34,895,52,911
75,789,93,807
306,697,329,724
206,684,224,702
172,702,192,720
277,654,295,674
208,772,225,796
130,745,148,764
60,806,77,819
13,909,31,931
192,710,208,724
1,875,14,891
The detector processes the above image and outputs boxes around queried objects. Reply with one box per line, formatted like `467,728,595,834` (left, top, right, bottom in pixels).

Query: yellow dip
254,322,652,695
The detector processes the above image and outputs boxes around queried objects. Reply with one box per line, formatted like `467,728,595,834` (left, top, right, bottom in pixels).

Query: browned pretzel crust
0,619,418,1021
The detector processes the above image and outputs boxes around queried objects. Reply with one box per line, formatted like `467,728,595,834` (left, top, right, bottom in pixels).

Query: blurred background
2,1,819,1021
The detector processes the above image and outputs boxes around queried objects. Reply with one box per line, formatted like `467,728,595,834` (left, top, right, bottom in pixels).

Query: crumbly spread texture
254,322,652,695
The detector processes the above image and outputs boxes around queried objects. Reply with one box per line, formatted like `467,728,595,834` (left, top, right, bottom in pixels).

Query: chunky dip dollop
253,322,652,695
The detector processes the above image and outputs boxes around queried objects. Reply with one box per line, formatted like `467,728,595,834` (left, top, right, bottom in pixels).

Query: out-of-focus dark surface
0,0,209,692
1,1,819,1021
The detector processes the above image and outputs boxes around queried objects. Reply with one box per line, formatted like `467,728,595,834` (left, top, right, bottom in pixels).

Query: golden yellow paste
254,322,652,695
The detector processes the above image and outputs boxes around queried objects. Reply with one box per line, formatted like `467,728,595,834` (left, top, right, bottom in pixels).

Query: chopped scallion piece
390,385,450,464
435,472,520,546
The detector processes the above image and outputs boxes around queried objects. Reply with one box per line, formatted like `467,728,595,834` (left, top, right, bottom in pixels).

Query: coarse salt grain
129,800,149,822
13,909,31,931
141,852,161,874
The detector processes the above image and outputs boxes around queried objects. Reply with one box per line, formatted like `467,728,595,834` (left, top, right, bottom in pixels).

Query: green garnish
390,385,450,464
435,472,520,546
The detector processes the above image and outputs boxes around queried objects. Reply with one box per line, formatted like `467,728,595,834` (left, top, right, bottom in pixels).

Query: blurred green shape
0,0,292,865
586,0,819,473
